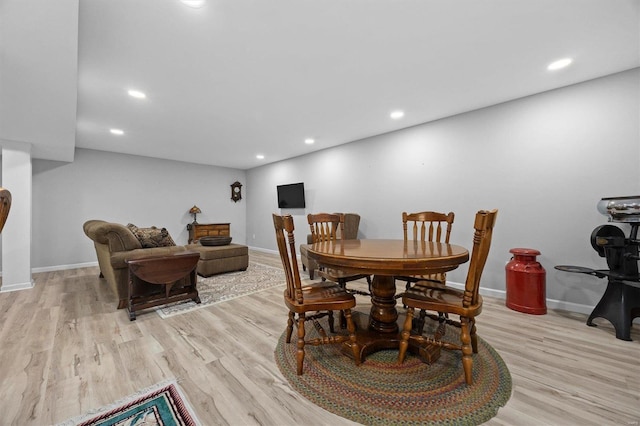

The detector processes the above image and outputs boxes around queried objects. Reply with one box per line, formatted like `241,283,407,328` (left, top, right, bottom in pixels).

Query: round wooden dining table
307,239,469,361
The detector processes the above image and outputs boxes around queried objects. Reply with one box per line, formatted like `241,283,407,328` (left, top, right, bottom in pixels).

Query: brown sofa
299,213,361,279
83,220,248,309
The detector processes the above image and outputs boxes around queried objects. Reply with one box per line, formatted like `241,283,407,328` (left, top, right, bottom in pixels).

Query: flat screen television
277,182,306,208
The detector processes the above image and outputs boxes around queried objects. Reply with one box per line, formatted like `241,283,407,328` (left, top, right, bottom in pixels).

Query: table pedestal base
341,311,441,364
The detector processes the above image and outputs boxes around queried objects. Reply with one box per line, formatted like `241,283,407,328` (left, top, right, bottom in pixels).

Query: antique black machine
556,196,640,341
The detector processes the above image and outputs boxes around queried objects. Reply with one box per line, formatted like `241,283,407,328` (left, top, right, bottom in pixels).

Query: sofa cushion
110,245,188,269
127,223,176,248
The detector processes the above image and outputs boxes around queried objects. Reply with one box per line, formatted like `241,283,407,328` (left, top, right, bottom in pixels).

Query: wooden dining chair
396,210,455,291
273,214,361,375
0,188,11,233
308,213,372,296
398,209,498,385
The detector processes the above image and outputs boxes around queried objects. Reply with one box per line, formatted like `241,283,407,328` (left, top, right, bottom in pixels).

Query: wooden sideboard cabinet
187,222,230,244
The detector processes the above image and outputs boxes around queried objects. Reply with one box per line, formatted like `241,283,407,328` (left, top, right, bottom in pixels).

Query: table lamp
189,205,201,224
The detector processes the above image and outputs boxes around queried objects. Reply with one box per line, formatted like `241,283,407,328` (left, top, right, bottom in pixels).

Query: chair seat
319,268,370,283
396,274,445,285
286,280,357,313
396,274,424,282
403,285,483,317
301,280,356,302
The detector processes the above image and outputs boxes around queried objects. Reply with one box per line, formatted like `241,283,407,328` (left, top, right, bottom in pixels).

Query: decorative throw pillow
126,223,176,248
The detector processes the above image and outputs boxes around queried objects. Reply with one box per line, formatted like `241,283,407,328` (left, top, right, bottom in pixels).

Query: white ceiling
2,0,639,170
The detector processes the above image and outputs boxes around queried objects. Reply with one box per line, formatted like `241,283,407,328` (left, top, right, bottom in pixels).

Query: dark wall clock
231,181,242,202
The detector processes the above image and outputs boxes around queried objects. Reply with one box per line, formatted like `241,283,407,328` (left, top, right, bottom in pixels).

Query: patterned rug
155,261,285,318
59,380,200,426
275,317,512,425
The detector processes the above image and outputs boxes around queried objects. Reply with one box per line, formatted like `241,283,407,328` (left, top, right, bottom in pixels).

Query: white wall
4,69,637,312
31,148,246,270
247,68,640,311
1,143,33,291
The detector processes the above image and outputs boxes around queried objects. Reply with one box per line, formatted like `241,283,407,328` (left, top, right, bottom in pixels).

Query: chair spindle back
402,211,454,244
273,214,304,303
463,209,498,307
308,213,344,243
401,211,455,284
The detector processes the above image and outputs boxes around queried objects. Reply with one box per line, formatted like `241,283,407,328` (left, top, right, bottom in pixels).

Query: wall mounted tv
277,182,306,209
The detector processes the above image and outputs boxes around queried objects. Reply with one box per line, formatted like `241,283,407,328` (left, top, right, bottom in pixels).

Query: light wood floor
0,250,638,425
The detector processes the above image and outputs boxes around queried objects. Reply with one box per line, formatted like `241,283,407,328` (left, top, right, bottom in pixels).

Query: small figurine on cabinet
231,181,242,202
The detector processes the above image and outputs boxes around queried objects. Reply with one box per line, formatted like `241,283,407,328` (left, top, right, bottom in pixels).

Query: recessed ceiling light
128,89,146,99
256,154,265,160
547,58,573,71
390,110,404,119
110,128,124,135
305,138,315,145
180,0,205,8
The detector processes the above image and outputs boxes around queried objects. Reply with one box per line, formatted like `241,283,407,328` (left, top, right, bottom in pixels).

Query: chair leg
470,318,478,353
328,310,335,333
398,307,415,363
434,312,447,340
401,279,411,309
296,314,306,375
460,317,473,385
415,309,427,334
343,308,361,366
340,310,347,329
286,311,295,343
339,278,347,329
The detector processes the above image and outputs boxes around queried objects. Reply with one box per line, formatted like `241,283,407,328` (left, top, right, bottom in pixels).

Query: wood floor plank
0,249,639,425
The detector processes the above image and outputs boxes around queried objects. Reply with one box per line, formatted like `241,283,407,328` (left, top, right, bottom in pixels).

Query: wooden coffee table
126,251,201,320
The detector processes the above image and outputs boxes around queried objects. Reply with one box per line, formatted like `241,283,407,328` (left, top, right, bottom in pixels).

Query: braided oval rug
274,319,512,426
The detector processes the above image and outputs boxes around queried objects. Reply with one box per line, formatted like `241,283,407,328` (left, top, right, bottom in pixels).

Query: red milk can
505,248,547,314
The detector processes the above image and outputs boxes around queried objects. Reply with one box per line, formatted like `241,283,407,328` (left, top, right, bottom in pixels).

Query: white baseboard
0,279,35,292
32,261,99,274
445,280,595,315
248,246,279,255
